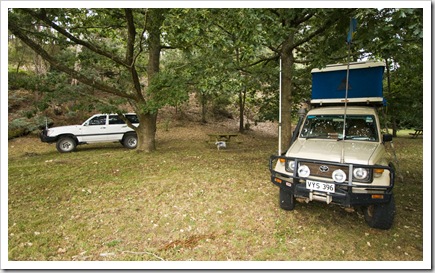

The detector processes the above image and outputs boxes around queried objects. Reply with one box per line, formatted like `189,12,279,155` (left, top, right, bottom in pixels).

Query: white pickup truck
40,113,139,153
270,62,396,230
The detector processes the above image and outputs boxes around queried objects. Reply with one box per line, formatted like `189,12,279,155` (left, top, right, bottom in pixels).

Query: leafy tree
258,9,357,150
164,9,277,132
354,8,423,134
8,8,170,152
8,37,34,73
8,7,423,148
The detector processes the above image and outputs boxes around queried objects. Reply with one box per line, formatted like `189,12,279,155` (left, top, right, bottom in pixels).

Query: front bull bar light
298,165,310,178
332,169,346,183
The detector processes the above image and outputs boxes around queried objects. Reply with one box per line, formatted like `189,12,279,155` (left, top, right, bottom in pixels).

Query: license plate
306,180,335,193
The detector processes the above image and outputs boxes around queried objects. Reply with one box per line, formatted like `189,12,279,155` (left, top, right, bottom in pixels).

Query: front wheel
56,137,77,153
363,194,396,230
122,134,138,149
279,188,295,211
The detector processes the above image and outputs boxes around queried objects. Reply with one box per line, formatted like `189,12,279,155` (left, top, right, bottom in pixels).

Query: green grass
7,123,424,263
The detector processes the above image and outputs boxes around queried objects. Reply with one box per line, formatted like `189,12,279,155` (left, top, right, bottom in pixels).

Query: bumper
40,130,57,143
270,155,395,207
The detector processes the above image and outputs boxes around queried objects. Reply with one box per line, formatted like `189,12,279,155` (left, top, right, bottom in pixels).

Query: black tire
123,134,138,149
56,136,77,153
363,194,396,230
279,188,295,211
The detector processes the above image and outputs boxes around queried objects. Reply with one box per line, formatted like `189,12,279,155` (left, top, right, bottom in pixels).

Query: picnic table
409,129,423,138
207,133,241,143
207,133,243,150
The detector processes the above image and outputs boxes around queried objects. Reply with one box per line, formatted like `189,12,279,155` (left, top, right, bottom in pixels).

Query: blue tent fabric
311,66,384,100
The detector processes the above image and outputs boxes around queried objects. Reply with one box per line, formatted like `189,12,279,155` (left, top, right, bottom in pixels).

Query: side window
88,115,107,126
126,115,139,123
109,115,125,125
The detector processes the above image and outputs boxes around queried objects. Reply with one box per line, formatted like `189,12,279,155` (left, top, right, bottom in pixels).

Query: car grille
300,161,349,179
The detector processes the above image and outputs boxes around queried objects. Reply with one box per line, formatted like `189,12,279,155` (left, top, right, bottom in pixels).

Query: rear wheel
363,194,396,230
122,134,138,149
279,188,295,211
56,137,77,153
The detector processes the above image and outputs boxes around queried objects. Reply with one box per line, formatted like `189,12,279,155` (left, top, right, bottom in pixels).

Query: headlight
332,169,346,183
298,165,310,178
353,168,368,180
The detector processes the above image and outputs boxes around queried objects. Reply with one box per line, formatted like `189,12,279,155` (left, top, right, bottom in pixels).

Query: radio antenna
278,58,282,156
341,18,357,164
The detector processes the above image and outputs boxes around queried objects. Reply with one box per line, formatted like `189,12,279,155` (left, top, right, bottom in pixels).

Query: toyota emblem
319,165,329,172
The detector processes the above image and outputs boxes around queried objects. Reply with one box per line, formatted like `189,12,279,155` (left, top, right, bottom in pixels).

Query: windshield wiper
303,135,325,139
338,136,371,141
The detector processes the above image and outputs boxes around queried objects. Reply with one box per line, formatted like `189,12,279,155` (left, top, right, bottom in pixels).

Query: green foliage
8,115,51,139
354,8,423,129
8,8,423,133
145,52,192,113
8,71,40,91
8,118,31,138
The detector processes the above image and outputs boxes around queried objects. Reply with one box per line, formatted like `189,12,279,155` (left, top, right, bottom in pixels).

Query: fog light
332,169,346,183
298,165,310,178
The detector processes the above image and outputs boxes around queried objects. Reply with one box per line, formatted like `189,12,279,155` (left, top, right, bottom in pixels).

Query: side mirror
383,134,393,142
298,107,307,118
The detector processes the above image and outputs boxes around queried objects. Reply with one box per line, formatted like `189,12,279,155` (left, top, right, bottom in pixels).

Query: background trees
355,8,423,135
9,8,168,152
8,8,424,148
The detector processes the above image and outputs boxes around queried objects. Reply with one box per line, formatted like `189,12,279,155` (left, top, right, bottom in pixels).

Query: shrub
8,71,40,91
8,115,52,139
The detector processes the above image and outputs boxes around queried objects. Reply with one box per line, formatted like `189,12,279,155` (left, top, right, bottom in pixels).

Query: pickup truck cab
40,113,139,153
270,61,396,229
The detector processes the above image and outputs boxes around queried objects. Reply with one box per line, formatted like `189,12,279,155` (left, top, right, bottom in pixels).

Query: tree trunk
238,86,246,133
135,9,164,153
200,92,207,124
280,32,295,151
392,119,398,137
136,112,157,152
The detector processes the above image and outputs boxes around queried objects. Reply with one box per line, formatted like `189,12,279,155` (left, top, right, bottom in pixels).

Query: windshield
300,114,378,141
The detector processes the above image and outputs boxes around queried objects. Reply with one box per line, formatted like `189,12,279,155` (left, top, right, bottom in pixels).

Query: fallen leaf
58,248,66,253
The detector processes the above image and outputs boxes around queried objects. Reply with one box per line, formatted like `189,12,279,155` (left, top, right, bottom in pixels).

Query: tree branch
9,19,136,100
132,9,148,66
24,8,130,67
124,8,144,101
125,8,136,66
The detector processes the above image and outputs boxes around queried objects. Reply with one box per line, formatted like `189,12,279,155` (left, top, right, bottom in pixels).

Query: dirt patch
160,233,217,251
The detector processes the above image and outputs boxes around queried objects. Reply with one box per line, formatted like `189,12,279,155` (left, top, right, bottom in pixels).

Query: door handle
100,127,106,129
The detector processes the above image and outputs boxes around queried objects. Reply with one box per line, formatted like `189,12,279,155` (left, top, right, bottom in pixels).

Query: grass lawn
6,122,426,268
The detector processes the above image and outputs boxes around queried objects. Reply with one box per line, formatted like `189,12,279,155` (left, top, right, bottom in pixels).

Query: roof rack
311,97,385,106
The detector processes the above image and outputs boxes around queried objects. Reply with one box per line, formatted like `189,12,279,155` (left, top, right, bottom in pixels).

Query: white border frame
1,1,431,270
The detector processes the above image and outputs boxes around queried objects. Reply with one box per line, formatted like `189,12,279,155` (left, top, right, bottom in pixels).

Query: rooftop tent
311,61,385,105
